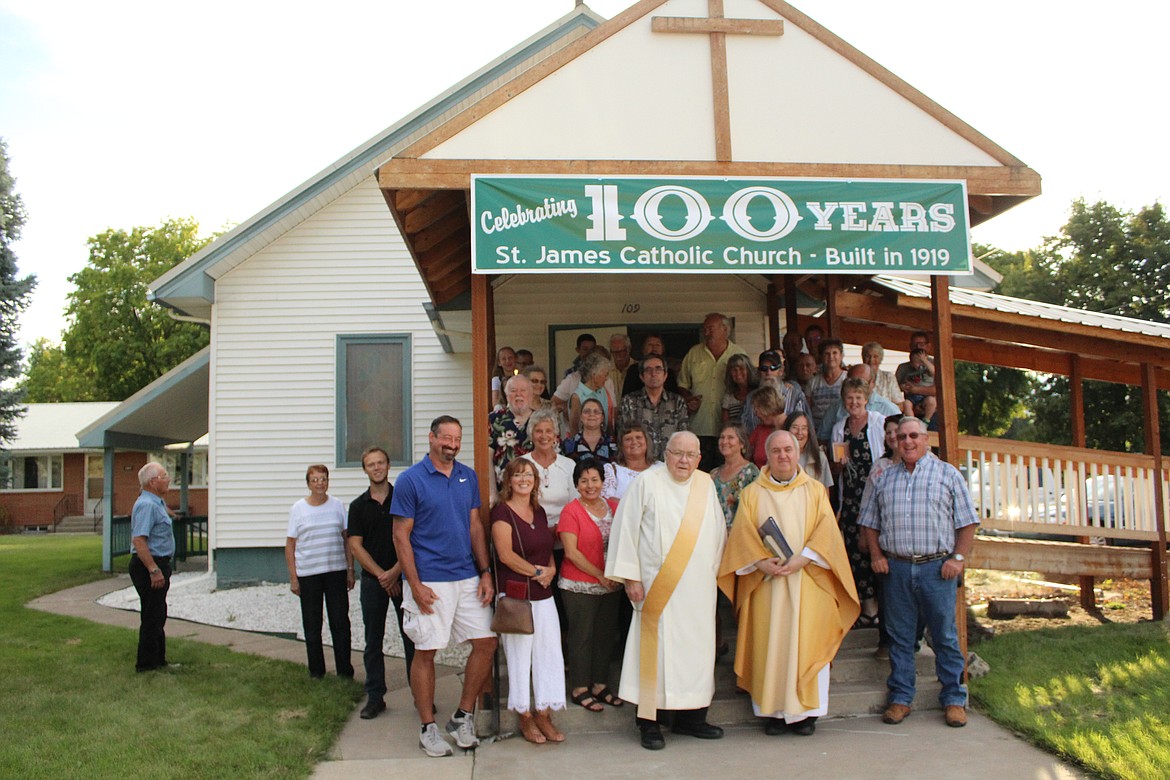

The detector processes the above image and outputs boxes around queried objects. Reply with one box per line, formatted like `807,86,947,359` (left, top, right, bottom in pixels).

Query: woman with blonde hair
491,458,566,743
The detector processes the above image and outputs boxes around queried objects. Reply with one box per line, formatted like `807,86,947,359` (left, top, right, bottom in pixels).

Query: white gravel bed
98,571,471,667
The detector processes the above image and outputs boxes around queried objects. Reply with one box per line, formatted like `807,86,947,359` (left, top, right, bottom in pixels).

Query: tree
985,200,1170,452
0,138,36,443
23,218,213,402
953,361,1033,438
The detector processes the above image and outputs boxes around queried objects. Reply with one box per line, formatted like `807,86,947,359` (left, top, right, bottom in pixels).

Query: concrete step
54,515,100,534
480,625,945,735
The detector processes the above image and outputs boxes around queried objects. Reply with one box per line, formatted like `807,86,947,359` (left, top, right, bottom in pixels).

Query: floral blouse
711,461,760,528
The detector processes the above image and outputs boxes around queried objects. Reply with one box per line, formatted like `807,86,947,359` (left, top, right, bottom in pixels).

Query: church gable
419,0,1013,168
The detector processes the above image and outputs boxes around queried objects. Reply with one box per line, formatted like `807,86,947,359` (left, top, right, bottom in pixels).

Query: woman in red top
491,458,565,744
557,458,624,712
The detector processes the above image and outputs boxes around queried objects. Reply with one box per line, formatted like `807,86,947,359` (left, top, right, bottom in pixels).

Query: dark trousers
359,573,414,700
129,555,171,671
638,706,711,729
298,570,354,678
560,589,623,689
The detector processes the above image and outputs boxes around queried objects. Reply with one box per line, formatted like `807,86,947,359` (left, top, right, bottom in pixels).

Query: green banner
471,175,971,274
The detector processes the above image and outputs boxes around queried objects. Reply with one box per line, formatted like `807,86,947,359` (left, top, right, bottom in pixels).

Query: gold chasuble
606,467,727,715
718,468,859,717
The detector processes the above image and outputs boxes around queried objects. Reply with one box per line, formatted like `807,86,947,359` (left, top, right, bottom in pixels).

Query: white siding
492,274,769,373
211,179,473,549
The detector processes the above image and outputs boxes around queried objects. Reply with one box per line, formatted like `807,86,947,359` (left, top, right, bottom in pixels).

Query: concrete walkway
31,575,1090,780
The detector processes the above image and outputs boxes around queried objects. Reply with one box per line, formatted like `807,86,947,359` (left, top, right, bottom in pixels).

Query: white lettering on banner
723,247,803,266
825,247,877,266
584,184,626,241
804,201,955,233
619,246,715,266
632,185,714,241
480,197,579,235
538,246,612,265
722,187,801,241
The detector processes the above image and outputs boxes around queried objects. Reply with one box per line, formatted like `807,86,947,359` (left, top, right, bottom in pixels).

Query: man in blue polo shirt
129,462,175,672
392,416,496,758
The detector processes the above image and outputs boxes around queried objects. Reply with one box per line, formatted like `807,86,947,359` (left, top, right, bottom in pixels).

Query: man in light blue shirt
129,462,175,672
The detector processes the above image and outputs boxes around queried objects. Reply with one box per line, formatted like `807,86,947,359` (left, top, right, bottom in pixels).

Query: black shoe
360,699,386,720
764,717,787,736
789,717,817,736
672,720,724,739
639,723,666,750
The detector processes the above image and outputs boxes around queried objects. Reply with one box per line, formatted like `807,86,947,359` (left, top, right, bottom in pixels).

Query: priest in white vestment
718,429,859,736
606,431,727,750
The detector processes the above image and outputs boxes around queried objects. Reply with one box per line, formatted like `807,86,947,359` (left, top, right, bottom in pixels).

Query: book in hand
758,516,795,563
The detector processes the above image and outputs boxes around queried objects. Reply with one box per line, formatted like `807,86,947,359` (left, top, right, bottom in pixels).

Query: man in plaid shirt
859,416,978,729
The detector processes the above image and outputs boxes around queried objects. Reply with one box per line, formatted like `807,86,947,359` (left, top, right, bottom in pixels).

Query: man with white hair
719,430,858,736
860,417,978,728
605,431,727,750
129,462,175,672
487,374,534,489
608,333,634,406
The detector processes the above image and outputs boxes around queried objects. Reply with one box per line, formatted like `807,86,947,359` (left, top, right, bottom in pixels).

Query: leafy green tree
985,200,1170,451
23,218,213,402
953,361,1033,438
0,139,36,442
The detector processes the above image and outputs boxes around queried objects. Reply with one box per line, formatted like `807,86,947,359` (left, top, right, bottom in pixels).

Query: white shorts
401,577,494,651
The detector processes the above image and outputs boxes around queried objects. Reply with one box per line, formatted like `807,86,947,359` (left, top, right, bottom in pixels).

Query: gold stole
637,474,711,721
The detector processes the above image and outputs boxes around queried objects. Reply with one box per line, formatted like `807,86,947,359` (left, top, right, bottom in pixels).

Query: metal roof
6,403,120,452
873,275,1170,342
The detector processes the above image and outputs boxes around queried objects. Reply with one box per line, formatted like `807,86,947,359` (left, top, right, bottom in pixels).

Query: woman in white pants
491,458,566,743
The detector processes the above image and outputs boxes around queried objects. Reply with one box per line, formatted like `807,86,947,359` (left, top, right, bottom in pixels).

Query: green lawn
0,535,360,779
972,620,1170,780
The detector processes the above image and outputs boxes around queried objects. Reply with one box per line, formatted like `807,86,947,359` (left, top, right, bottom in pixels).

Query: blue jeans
881,557,967,707
359,573,414,700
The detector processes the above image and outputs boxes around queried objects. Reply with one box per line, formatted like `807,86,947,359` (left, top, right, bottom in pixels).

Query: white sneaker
446,711,479,749
419,722,453,757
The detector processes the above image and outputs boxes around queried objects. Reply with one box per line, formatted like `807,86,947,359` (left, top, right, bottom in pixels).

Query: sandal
518,712,546,744
570,689,604,712
853,613,879,629
591,686,623,707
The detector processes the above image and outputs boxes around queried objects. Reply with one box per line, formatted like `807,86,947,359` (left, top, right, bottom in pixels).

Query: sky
2,0,1168,349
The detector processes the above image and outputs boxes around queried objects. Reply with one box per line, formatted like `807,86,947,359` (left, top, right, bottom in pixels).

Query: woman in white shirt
285,464,354,679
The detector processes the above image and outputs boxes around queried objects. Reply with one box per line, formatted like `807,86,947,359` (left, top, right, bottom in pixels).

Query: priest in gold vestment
719,429,859,735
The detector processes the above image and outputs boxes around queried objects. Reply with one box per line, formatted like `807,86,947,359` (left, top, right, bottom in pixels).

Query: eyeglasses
758,363,781,372
665,449,700,461
896,432,925,441
308,476,328,484
642,366,666,375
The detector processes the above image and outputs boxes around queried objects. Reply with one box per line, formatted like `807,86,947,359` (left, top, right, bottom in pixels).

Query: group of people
126,315,976,759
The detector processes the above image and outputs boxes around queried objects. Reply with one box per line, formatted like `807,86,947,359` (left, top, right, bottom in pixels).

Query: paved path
31,575,1090,780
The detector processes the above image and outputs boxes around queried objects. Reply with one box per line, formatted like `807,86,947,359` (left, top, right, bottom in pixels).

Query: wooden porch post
1070,355,1096,610
766,280,781,349
824,276,842,339
1141,362,1168,620
784,276,800,337
929,275,967,664
472,274,494,515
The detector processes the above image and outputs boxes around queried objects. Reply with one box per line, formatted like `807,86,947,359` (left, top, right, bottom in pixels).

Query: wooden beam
1142,362,1169,620
472,274,493,518
376,158,1041,198
824,275,842,339
402,190,464,235
651,16,785,35
1069,354,1096,610
970,537,1154,579
393,188,432,212
411,210,466,253
931,276,959,466
783,276,799,337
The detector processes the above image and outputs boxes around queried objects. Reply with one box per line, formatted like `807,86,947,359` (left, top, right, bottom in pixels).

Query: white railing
957,436,1169,542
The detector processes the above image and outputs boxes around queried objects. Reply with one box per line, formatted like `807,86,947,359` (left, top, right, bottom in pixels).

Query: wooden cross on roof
652,0,785,162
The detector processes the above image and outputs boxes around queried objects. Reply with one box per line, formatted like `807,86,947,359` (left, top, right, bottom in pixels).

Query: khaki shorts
401,577,494,651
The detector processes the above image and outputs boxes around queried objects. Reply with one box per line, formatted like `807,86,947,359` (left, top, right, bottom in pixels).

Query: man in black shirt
348,446,414,719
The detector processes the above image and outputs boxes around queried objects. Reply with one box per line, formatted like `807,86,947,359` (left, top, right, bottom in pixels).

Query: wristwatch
533,566,544,578
950,554,966,563
150,567,161,575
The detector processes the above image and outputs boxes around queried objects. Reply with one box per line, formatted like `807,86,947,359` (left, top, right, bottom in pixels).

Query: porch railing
51,493,82,530
957,435,1168,543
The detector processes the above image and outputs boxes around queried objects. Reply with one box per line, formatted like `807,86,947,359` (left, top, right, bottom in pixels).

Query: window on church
337,334,412,467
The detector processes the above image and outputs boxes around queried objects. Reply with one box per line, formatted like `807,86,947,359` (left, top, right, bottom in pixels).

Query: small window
337,334,412,467
149,451,209,488
2,454,64,491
